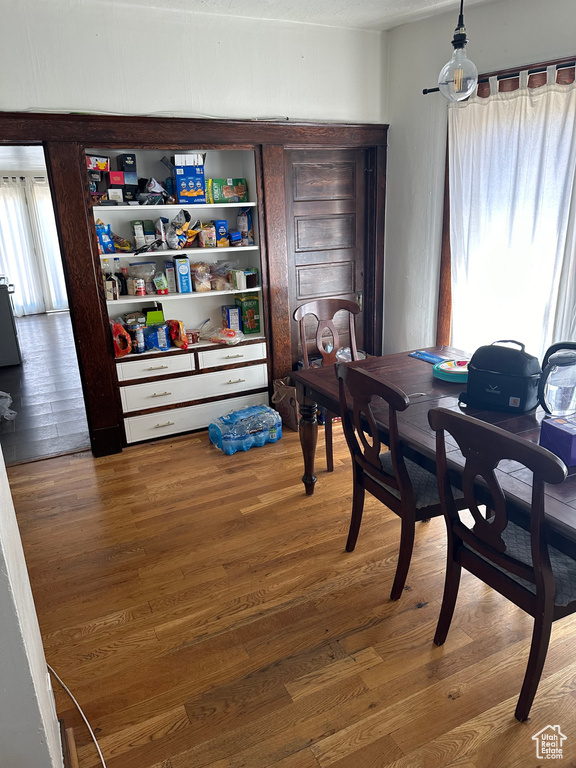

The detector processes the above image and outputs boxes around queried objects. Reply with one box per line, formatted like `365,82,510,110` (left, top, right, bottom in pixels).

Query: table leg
296,386,318,495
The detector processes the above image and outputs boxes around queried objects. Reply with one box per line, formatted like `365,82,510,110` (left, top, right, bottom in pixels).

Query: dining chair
336,363,467,600
428,406,575,721
294,298,360,472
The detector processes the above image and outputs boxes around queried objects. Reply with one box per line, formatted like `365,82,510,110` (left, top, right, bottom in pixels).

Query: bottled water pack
209,404,282,455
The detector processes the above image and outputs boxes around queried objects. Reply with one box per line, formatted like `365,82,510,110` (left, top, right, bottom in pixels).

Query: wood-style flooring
9,428,576,768
0,311,90,465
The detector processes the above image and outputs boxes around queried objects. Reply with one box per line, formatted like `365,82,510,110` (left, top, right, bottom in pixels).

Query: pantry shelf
93,201,256,213
103,245,259,258
106,286,262,307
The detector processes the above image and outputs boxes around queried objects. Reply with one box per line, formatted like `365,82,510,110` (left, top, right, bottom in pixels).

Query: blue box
123,171,138,186
175,165,206,204
174,257,192,293
539,416,576,467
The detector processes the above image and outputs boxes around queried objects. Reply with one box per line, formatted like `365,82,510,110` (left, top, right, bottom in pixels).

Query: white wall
384,0,576,352
0,450,63,768
1,1,383,122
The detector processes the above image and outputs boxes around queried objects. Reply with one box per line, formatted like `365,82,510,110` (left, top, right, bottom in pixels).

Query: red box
104,171,124,187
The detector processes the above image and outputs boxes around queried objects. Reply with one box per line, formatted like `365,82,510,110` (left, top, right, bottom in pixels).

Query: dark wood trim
363,144,387,355
436,142,451,346
261,145,292,380
0,112,388,454
44,141,124,457
0,112,388,148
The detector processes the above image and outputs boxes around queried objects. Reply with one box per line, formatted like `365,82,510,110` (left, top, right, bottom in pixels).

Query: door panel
286,149,366,366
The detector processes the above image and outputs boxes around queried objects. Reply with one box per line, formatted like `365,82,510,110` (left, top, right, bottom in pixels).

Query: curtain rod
423,60,576,95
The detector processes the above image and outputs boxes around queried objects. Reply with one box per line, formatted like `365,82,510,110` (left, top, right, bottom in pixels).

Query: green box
235,293,260,334
206,178,248,203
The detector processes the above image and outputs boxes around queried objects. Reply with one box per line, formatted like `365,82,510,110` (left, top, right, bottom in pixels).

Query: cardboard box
86,155,110,171
116,153,137,172
123,185,139,202
206,178,248,203
235,293,260,334
123,171,138,186
222,305,241,331
214,219,229,247
175,165,206,204
88,170,102,182
174,257,192,293
539,416,576,466
104,171,124,187
164,261,177,293
107,188,124,203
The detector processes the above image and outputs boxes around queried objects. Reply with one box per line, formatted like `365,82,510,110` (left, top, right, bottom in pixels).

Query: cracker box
175,165,206,204
206,178,248,203
222,305,241,331
174,257,192,293
235,293,260,334
539,416,576,467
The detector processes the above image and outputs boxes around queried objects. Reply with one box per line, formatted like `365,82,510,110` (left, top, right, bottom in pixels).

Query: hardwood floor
9,428,576,768
0,311,90,465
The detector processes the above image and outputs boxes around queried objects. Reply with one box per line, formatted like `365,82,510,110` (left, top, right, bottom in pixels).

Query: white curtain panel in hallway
0,176,67,316
449,66,576,361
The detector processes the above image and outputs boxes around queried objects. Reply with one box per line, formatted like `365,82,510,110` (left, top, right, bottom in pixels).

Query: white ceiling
104,0,496,31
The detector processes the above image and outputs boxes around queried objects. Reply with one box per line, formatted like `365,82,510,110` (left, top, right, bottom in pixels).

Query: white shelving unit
90,147,269,444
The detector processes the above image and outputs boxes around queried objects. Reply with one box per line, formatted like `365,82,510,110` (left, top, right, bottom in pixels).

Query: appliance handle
542,341,576,369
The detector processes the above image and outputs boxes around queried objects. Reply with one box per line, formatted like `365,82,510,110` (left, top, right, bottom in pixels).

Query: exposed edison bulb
438,46,478,102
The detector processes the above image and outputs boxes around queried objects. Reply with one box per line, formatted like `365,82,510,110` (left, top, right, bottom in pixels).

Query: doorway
0,146,89,465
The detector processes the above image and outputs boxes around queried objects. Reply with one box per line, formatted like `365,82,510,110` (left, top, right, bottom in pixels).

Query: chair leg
514,608,554,722
433,558,461,645
390,514,416,600
345,470,365,552
325,411,334,472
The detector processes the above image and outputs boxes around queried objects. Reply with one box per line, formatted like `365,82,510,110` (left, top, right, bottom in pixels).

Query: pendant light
438,0,478,101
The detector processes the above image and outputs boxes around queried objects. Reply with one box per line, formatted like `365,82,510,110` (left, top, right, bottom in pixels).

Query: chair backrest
336,362,415,504
428,407,567,589
293,298,360,368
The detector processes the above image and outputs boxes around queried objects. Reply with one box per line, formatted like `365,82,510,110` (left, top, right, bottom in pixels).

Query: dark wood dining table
291,346,576,555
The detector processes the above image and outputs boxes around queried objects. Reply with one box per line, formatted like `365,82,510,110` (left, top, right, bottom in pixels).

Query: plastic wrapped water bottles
209,405,282,455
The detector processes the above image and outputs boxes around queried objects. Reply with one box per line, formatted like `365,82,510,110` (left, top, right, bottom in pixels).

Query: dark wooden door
285,148,368,366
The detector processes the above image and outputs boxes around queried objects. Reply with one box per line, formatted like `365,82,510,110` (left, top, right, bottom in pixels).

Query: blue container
209,405,282,455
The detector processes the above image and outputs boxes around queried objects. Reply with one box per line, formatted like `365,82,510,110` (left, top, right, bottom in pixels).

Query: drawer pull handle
225,354,244,359
154,421,175,428
151,391,172,397
147,365,169,370
226,378,246,384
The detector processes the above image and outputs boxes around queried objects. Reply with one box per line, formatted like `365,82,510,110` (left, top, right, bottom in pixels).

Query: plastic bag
0,391,16,421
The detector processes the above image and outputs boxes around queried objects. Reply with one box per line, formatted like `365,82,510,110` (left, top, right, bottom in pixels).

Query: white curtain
449,66,576,362
0,176,67,316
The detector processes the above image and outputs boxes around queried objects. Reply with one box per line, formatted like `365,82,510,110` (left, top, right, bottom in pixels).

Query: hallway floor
0,312,90,465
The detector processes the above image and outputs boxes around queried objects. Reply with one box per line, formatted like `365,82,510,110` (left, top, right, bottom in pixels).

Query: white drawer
120,363,268,413
123,392,269,444
117,353,194,382
198,342,267,369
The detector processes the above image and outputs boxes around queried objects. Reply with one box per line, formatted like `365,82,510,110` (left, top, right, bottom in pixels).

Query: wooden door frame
0,112,387,456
